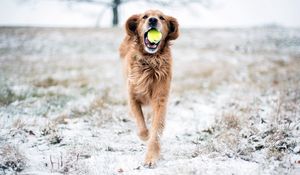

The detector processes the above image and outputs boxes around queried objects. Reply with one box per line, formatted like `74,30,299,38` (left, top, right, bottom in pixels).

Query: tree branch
64,0,111,6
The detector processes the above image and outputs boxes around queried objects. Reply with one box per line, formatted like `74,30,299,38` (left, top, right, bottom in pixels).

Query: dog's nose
149,17,158,27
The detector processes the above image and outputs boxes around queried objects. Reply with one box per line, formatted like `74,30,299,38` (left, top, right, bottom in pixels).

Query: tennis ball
147,29,162,43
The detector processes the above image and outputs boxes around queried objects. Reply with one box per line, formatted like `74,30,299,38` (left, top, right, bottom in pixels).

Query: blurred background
1,0,300,175
1,0,300,28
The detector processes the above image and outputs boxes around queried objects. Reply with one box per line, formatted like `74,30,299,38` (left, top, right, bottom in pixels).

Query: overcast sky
0,0,299,28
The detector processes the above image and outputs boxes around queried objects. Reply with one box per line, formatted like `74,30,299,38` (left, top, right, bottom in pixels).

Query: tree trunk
112,0,120,27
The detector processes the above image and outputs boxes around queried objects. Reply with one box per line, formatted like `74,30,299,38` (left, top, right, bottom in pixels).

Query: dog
119,10,179,167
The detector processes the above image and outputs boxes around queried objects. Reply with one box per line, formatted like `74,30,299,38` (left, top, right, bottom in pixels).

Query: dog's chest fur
128,54,171,97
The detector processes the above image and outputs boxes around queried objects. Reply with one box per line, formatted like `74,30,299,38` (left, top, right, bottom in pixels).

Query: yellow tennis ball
147,29,162,43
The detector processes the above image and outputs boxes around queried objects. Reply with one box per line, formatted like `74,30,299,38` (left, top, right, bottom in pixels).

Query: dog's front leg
128,93,149,141
144,90,169,167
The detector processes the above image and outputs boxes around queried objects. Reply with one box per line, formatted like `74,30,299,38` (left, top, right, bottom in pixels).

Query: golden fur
119,10,179,167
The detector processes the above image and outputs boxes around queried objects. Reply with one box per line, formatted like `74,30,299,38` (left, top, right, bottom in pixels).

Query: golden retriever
119,10,179,167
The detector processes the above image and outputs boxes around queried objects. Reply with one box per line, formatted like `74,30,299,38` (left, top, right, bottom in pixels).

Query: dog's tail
119,45,126,59
119,36,130,59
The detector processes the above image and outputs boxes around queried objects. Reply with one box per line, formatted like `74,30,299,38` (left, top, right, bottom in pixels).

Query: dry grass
185,56,300,172
0,144,27,173
172,61,235,94
47,151,89,174
0,83,26,106
34,75,89,88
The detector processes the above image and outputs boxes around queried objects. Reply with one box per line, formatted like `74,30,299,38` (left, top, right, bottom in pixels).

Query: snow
0,27,300,174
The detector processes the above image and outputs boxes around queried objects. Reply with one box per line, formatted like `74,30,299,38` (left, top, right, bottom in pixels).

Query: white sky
0,0,299,28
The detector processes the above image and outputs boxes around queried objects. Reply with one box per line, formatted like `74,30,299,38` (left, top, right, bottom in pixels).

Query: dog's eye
143,15,148,19
159,16,165,20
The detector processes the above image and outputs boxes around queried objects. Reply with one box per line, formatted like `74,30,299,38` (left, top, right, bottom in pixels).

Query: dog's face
125,10,179,54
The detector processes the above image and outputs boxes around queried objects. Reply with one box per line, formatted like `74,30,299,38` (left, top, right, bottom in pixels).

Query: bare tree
65,0,212,27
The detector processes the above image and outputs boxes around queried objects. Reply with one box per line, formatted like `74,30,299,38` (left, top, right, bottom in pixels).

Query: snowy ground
0,27,300,175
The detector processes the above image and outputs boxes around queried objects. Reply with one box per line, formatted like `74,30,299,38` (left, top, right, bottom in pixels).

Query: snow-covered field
0,27,300,175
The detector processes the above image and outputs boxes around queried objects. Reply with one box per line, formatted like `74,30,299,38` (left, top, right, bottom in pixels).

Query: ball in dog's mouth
144,28,161,51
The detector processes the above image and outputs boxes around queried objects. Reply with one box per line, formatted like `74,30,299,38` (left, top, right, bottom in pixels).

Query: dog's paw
143,157,157,168
143,150,159,168
138,129,149,141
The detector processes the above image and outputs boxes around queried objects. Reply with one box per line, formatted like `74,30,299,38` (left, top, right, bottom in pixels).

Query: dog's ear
125,14,140,36
167,16,179,40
